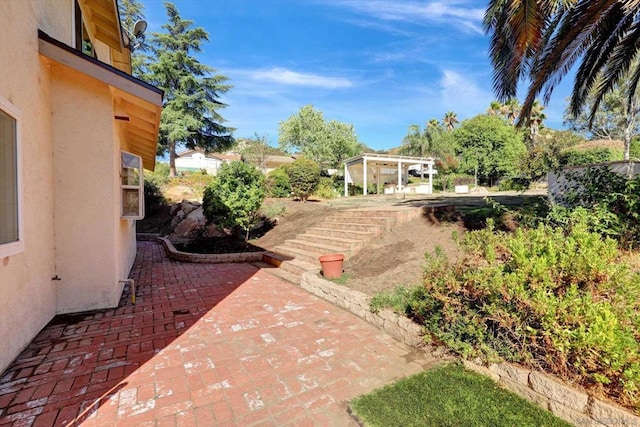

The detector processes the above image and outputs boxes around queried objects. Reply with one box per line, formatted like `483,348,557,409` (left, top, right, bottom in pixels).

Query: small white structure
344,153,437,196
175,149,240,175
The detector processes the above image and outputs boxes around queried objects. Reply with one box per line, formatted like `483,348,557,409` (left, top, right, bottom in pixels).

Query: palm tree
528,100,547,147
484,0,640,158
442,111,459,131
487,100,503,116
500,98,521,125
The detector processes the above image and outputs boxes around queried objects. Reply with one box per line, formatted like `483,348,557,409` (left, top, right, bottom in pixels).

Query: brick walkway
0,241,436,426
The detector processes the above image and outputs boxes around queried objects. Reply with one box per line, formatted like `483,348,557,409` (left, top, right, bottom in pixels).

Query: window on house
74,0,95,58
121,151,144,220
0,97,23,257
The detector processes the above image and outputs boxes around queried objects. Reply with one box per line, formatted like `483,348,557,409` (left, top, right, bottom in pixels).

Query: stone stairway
261,206,425,283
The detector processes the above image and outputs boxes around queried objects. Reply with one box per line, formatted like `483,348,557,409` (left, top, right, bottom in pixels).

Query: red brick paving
0,241,435,426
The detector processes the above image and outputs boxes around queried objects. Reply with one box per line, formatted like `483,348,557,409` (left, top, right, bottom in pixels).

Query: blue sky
140,0,573,151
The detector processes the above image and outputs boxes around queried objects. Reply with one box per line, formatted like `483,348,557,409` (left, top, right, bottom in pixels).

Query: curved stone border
158,237,266,263
136,233,161,241
300,271,640,427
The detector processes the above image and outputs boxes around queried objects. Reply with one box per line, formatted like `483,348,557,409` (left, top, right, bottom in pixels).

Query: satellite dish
132,20,147,38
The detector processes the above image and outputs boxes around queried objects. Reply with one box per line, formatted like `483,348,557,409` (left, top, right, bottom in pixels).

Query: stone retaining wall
158,237,265,263
300,271,640,427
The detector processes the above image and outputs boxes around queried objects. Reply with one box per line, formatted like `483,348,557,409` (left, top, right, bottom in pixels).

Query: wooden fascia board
38,33,163,106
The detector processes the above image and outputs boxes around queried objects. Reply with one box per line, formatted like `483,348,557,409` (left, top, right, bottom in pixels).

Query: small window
0,97,23,257
121,151,144,219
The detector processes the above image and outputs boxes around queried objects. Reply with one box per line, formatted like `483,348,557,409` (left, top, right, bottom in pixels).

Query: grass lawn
349,363,571,427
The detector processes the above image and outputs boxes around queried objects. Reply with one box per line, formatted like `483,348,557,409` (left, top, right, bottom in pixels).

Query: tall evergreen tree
146,2,234,176
117,0,148,77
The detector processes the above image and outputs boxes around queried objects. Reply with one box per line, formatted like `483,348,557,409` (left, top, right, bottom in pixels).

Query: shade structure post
344,163,348,197
397,161,402,192
363,157,368,195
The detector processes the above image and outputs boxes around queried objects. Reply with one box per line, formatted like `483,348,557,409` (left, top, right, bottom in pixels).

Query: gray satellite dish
132,20,147,38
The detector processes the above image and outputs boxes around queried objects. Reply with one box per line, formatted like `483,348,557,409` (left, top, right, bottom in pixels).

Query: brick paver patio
0,241,436,426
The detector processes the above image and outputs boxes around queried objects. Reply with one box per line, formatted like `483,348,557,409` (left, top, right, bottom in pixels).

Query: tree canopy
278,105,363,169
145,1,234,176
453,115,527,186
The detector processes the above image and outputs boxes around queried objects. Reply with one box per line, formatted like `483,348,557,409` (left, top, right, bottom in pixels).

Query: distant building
175,149,241,175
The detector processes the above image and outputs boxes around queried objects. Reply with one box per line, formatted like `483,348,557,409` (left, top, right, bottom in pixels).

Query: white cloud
330,0,485,34
439,69,493,115
240,67,353,89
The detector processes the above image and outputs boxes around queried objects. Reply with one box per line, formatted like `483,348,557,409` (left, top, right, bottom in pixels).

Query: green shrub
559,148,621,167
202,161,265,240
145,162,170,186
143,180,167,215
498,176,530,191
314,176,338,199
555,166,640,248
287,157,320,201
266,167,291,198
375,219,640,409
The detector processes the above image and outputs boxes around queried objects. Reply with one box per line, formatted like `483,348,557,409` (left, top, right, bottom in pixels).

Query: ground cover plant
349,363,571,427
372,216,640,411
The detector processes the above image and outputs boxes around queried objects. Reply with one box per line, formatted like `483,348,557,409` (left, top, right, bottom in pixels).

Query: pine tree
146,2,234,176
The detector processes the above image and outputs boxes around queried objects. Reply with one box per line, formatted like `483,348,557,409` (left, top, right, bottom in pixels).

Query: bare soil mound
254,198,464,296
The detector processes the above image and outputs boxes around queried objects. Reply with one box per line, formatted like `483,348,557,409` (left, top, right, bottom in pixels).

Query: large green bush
374,219,640,409
266,167,291,198
559,148,621,167
202,161,265,240
314,176,339,199
287,157,320,201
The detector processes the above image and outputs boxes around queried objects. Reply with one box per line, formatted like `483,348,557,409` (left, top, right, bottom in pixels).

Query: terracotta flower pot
318,254,344,279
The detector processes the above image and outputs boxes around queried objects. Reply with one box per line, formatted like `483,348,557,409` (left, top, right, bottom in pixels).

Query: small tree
287,158,320,202
202,161,265,240
266,167,291,198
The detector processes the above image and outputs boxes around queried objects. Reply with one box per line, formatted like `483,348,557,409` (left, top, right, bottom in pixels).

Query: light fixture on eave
123,20,147,52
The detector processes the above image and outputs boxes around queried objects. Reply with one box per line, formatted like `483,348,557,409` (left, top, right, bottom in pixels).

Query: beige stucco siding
0,0,67,373
51,65,122,313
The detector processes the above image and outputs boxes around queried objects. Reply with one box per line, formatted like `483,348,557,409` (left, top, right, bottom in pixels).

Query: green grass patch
350,363,571,427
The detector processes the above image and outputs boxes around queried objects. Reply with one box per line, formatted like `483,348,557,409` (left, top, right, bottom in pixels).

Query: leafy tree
146,2,234,177
442,111,459,131
521,129,584,181
266,167,291,198
484,0,640,133
453,115,527,186
117,0,148,76
287,157,320,202
202,161,265,240
237,133,280,173
278,105,362,169
564,65,640,160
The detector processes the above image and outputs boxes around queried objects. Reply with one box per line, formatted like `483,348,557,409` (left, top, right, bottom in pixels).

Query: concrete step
333,207,422,220
314,221,386,234
261,266,301,285
280,258,319,276
306,227,376,241
284,239,352,257
296,234,363,251
322,216,396,229
273,245,326,265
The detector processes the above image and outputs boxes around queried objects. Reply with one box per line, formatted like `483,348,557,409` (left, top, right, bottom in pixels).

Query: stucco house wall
0,0,67,378
0,0,162,373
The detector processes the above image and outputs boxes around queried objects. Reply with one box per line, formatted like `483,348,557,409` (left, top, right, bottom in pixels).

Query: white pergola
343,153,437,197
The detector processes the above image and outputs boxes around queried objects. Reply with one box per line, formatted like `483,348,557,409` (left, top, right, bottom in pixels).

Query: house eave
38,31,162,170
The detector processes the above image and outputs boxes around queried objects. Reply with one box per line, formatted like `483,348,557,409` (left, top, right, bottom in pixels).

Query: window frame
0,96,24,258
120,151,144,220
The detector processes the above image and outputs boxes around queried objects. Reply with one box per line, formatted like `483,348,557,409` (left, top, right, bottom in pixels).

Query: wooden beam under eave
126,138,157,157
